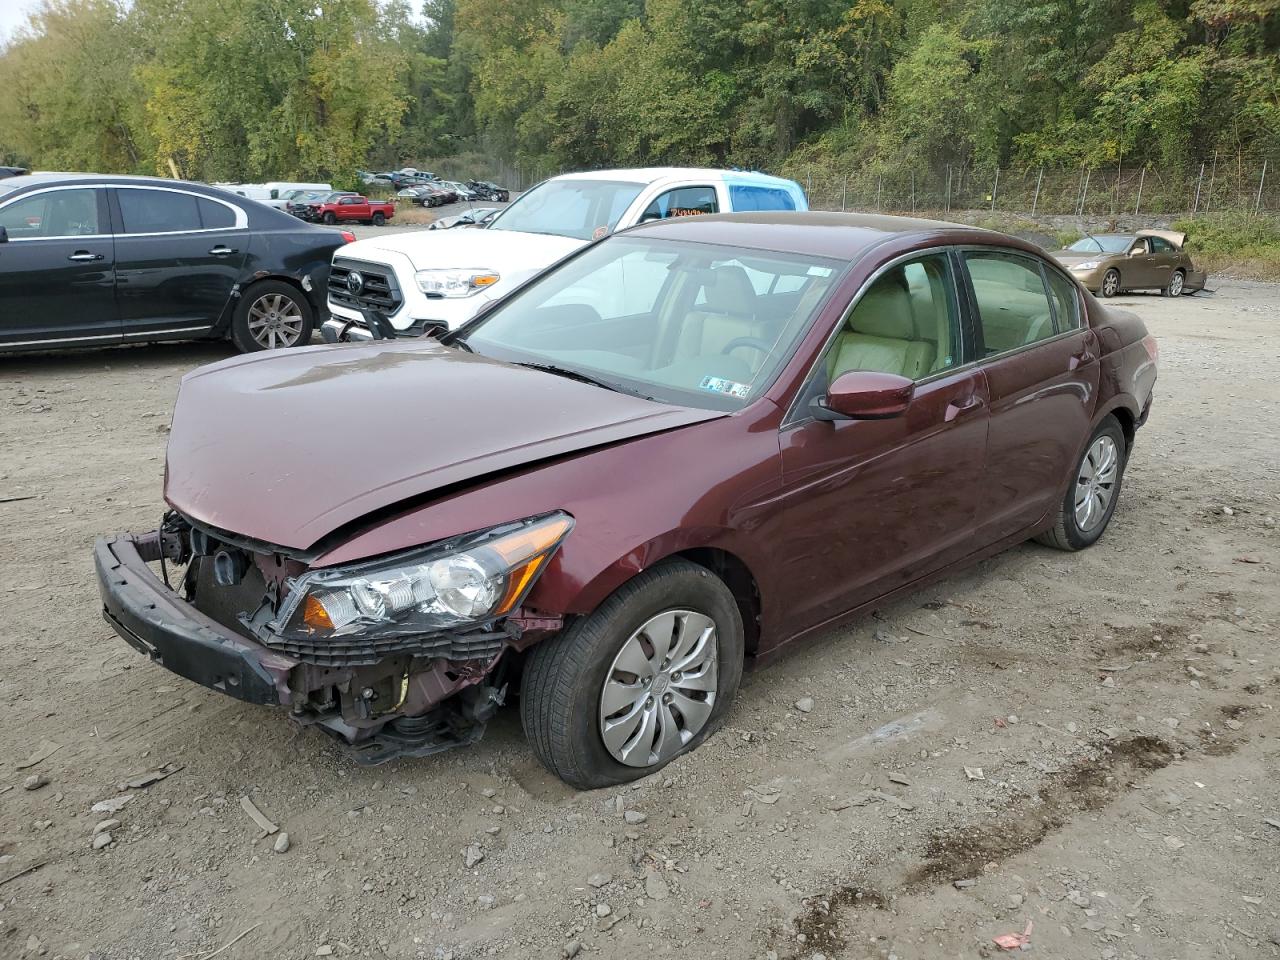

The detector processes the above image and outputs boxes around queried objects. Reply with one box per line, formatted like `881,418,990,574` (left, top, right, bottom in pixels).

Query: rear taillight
1142,334,1159,363
340,230,356,244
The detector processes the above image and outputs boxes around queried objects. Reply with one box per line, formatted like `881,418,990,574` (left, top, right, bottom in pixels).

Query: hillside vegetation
0,0,1276,185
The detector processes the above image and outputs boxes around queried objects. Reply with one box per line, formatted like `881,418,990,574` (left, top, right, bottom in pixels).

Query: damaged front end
94,511,570,764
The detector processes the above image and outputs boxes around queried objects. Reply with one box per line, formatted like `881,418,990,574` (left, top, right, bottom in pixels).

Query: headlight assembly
415,268,500,298
1073,260,1100,271
271,513,573,641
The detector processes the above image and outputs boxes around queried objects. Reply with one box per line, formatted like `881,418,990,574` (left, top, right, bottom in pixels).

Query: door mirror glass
812,370,915,421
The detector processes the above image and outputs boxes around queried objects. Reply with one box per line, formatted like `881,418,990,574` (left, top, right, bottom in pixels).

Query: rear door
110,186,249,340
961,249,1099,543
0,185,119,349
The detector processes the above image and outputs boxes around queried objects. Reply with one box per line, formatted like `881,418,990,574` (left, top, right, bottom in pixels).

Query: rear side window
1045,269,1081,332
965,253,1057,355
727,184,798,212
1149,236,1174,253
118,189,202,234
641,186,718,221
198,198,237,229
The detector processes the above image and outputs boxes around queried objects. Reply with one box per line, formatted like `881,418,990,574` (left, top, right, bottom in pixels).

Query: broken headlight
271,513,573,641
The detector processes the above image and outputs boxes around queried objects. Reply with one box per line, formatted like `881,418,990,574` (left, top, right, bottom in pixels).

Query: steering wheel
720,336,773,359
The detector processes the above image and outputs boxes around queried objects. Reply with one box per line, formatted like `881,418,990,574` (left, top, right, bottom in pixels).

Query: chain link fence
792,153,1276,219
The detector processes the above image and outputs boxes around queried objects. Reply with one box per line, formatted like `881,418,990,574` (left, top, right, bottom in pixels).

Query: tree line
0,0,1276,186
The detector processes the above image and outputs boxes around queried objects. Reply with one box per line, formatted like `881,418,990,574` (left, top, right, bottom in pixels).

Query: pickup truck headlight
272,513,573,641
415,268,500,298
1072,260,1101,271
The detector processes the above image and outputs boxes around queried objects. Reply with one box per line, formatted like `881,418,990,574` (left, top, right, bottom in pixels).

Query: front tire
521,560,744,789
230,280,314,352
322,212,336,225
1163,270,1184,297
1100,268,1121,298
1035,416,1127,551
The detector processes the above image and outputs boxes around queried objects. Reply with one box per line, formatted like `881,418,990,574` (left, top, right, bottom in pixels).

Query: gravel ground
0,279,1277,960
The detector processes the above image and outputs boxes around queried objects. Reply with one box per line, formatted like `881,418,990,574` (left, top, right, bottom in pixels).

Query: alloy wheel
1102,271,1120,297
1074,435,1119,532
599,610,718,769
1169,272,1183,296
247,293,305,349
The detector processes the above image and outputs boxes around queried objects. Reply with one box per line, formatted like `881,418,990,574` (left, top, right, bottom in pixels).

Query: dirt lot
1,279,1277,960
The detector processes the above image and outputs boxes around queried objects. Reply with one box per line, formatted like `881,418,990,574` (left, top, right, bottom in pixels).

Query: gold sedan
1054,230,1206,298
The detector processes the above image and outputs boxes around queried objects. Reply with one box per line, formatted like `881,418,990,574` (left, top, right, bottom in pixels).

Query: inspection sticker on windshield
698,376,751,399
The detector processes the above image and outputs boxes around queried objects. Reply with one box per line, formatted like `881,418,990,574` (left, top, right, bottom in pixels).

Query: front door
768,251,990,635
109,186,248,340
961,249,1100,542
1124,237,1160,288
0,186,119,349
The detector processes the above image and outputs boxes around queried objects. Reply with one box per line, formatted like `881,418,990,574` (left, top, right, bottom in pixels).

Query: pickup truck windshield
488,179,644,241
464,236,843,411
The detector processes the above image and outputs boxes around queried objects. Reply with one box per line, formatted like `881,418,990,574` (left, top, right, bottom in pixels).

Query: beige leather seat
827,279,935,381
676,266,764,361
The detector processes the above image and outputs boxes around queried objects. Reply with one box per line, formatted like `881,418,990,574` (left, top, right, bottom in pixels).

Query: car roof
552,167,798,187
622,210,1012,261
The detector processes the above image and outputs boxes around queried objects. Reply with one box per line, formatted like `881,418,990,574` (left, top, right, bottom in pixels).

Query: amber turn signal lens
470,273,500,288
302,594,334,630
495,555,549,616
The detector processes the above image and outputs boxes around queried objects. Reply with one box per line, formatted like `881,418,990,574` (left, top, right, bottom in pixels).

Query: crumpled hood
164,341,723,551
341,227,585,273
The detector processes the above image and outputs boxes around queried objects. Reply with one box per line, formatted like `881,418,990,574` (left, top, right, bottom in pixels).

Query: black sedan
0,173,354,354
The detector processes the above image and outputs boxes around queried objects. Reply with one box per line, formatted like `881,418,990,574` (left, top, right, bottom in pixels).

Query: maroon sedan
94,212,1157,788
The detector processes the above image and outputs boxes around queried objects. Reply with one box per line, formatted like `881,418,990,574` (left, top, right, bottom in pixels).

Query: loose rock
464,844,484,868
794,697,814,714
623,810,647,824
92,832,113,850
274,832,291,854
22,774,48,791
645,872,670,900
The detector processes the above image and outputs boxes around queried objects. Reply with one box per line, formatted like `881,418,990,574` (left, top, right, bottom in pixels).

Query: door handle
1069,346,1096,370
944,395,985,422
209,245,237,256
68,251,103,262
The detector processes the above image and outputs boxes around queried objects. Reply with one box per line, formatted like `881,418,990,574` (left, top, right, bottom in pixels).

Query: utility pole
1030,167,1044,216
1256,159,1268,215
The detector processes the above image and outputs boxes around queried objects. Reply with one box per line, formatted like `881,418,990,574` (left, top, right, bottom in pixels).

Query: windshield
1067,235,1133,253
488,178,645,241
463,236,843,411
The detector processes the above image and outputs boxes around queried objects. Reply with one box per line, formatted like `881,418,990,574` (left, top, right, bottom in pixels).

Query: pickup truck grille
328,258,404,316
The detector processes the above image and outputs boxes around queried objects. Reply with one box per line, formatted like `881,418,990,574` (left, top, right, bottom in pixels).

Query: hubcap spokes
247,293,304,348
599,610,718,768
1074,435,1119,531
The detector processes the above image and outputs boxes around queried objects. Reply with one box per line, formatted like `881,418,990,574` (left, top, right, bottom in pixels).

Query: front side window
488,179,645,241
0,189,100,239
965,252,1057,354
824,254,962,383
118,189,201,234
641,185,718,222
463,236,843,411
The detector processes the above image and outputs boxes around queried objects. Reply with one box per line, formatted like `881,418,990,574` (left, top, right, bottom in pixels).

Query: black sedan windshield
464,236,843,411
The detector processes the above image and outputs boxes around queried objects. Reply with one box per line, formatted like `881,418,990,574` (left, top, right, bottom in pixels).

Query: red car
94,212,1156,788
308,194,395,226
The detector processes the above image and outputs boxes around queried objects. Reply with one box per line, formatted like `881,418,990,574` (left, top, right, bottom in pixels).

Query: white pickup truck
320,167,808,342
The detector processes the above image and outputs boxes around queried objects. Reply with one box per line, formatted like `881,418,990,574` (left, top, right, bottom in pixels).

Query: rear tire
1163,270,1184,297
372,212,386,226
521,559,744,790
1035,415,1127,551
230,280,314,353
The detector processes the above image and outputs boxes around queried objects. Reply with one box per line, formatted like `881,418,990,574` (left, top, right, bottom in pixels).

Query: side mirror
811,370,915,421
1128,246,1143,257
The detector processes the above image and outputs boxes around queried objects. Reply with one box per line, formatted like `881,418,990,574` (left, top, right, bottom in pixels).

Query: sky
0,0,42,41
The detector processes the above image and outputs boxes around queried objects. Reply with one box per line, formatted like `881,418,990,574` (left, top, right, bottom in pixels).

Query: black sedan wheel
521,560,744,789
231,280,313,352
